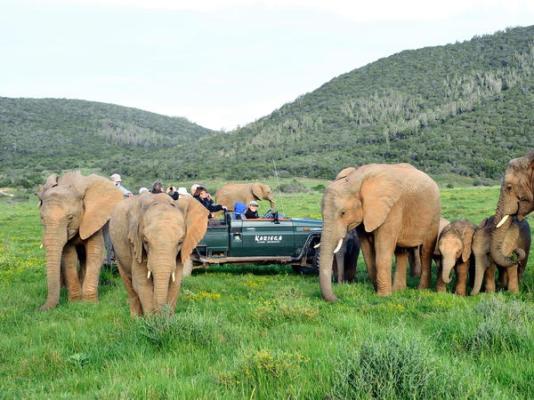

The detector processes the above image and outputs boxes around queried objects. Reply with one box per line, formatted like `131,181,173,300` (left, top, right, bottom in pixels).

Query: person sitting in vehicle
244,200,259,219
151,181,164,194
194,186,227,217
167,185,179,200
234,202,247,219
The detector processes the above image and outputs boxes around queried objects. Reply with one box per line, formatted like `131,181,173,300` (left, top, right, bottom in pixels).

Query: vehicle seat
234,202,247,219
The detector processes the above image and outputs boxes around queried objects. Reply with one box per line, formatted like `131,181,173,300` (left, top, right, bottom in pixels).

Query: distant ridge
1,26,534,188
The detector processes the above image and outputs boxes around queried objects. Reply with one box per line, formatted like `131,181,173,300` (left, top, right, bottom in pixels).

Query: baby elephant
110,193,209,316
471,216,530,295
436,220,476,296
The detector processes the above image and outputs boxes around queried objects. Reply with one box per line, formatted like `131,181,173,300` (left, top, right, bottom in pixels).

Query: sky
1,1,534,130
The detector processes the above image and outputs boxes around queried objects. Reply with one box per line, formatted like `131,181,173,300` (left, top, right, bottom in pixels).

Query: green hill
1,26,534,187
185,25,534,180
0,98,214,187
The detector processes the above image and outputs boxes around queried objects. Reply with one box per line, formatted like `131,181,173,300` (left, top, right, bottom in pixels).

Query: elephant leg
373,231,396,296
334,249,346,283
358,230,376,286
454,261,468,296
182,259,193,278
62,243,82,301
418,239,434,290
117,261,142,317
168,265,184,312
484,262,496,293
497,266,508,290
507,265,519,293
393,248,408,291
132,260,154,314
344,245,358,283
435,259,446,292
81,230,105,302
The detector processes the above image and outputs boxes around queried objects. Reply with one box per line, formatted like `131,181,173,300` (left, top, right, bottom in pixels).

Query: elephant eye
340,210,346,217
506,184,513,192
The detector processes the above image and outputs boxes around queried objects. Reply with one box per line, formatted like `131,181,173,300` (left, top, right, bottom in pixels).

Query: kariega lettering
255,235,282,243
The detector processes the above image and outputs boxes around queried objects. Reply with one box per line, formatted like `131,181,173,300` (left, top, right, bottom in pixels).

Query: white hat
139,187,149,194
178,187,188,195
110,173,121,182
190,184,199,194
249,200,259,207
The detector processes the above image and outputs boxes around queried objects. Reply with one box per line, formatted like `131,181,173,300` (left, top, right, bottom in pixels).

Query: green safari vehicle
191,210,324,271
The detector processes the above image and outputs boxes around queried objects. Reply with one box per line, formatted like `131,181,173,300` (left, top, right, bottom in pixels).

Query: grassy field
0,185,533,399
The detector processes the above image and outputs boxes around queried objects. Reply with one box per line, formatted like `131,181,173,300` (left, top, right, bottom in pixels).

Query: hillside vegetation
0,98,213,188
187,25,534,179
1,26,534,187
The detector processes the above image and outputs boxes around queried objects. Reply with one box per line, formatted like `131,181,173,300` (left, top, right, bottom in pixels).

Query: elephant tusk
172,272,176,282
147,270,151,279
496,215,509,228
314,243,321,249
333,239,343,254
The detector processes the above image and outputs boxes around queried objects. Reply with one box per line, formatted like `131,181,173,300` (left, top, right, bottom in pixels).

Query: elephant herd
318,152,533,301
36,150,533,315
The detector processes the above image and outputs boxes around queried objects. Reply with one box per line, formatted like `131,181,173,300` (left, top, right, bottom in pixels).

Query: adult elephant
215,183,275,211
492,150,534,266
37,171,123,310
319,163,440,300
110,193,208,316
471,216,530,295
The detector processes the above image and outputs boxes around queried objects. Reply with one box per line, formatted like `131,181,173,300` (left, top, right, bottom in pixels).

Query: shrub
330,331,484,400
136,306,227,348
277,179,308,193
312,184,326,191
463,297,533,354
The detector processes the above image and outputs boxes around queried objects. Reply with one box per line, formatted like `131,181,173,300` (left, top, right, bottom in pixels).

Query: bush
136,306,228,348
276,179,308,193
312,184,326,192
463,297,533,354
330,331,484,400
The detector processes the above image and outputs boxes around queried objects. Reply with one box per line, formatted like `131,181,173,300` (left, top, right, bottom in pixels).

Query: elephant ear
179,197,209,264
462,225,475,262
360,176,401,233
335,167,357,181
79,175,124,240
251,183,263,199
38,174,59,199
127,198,145,264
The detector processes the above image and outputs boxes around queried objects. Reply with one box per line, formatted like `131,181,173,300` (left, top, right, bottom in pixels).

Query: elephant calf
435,220,476,296
471,216,530,295
110,193,209,316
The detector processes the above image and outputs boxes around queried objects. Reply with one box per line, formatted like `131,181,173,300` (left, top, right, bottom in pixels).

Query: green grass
0,186,533,399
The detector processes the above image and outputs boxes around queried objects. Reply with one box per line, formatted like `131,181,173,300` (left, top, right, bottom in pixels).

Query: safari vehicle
192,210,328,272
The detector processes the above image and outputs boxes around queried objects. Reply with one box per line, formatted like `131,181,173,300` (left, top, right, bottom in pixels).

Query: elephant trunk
490,217,519,267
151,258,174,312
319,228,340,302
41,225,67,310
441,256,456,284
471,256,486,295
